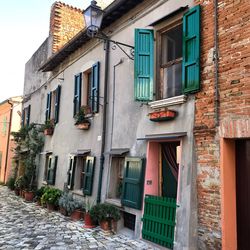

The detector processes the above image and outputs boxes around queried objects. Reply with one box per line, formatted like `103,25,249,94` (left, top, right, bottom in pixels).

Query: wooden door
236,139,250,249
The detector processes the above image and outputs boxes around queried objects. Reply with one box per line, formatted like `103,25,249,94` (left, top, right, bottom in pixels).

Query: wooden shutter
54,85,61,124
45,92,52,121
91,62,100,113
21,110,25,127
83,156,95,195
26,105,31,126
182,5,200,93
74,73,82,116
121,157,145,209
47,156,58,185
67,156,76,190
134,29,154,101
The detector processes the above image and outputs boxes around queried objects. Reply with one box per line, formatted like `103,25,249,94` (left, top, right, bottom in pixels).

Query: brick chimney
49,1,85,53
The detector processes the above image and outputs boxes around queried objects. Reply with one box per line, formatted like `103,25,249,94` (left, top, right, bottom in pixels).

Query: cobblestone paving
0,186,159,250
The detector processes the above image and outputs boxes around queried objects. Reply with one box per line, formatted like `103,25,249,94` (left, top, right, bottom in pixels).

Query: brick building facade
195,0,250,249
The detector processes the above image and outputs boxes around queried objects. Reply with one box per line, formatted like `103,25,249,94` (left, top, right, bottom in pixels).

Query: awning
137,132,187,141
70,149,91,156
105,148,130,156
149,6,188,26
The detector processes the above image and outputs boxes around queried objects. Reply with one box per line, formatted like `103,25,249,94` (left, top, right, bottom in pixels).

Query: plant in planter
42,119,55,135
74,106,91,130
41,187,62,211
84,198,96,228
90,203,121,232
69,197,85,221
14,175,28,197
35,186,48,205
6,177,15,191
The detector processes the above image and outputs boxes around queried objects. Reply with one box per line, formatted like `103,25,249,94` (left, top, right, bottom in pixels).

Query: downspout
4,100,13,183
97,40,110,204
214,0,219,127
110,59,123,149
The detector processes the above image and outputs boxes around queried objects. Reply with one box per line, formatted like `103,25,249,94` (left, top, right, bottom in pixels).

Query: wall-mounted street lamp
83,0,134,60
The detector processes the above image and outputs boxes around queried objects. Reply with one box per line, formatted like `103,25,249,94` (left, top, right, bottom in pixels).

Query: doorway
236,139,250,249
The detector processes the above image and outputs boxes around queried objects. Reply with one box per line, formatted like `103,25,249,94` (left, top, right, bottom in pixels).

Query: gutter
97,40,110,203
214,0,219,127
4,100,13,183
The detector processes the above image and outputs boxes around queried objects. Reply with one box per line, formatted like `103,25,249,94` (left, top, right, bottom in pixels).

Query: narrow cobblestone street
0,186,158,250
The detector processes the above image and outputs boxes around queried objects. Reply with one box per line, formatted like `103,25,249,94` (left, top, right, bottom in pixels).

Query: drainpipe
97,40,110,204
214,0,219,127
4,100,13,183
110,59,124,149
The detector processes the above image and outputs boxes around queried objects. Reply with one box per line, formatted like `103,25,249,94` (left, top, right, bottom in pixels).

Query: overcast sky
0,0,91,102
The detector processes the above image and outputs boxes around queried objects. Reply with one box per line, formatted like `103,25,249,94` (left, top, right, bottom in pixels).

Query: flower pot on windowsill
149,109,177,122
44,128,54,135
75,121,90,130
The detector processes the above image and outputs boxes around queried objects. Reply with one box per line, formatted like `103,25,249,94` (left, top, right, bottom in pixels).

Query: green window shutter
134,29,154,101
91,62,100,113
121,157,145,209
182,5,200,93
67,156,76,190
46,156,52,183
83,156,95,195
47,156,58,185
74,73,82,116
54,85,61,124
21,110,25,127
26,105,31,126
45,92,52,121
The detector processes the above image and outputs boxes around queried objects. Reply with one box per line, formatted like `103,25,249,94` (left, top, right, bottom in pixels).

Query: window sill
149,95,187,109
105,198,122,208
72,190,84,196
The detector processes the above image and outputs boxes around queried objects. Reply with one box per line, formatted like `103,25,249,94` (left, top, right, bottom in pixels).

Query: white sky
0,0,91,102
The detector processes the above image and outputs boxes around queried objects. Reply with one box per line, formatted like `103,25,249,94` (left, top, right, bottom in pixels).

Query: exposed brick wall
194,0,250,249
50,1,84,53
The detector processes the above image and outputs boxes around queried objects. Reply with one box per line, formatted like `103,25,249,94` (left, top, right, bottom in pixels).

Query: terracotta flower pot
83,212,96,228
44,128,54,135
59,207,68,216
24,191,34,202
111,219,117,233
47,203,55,212
100,220,110,231
70,209,83,221
76,122,90,130
14,188,20,196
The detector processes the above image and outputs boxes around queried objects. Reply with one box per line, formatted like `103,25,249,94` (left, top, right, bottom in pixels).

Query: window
67,155,95,195
73,62,100,116
134,5,200,101
44,154,58,185
45,85,61,123
159,24,182,99
107,157,125,199
21,105,31,127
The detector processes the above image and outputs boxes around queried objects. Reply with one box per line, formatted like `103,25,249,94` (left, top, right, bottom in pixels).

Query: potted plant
74,106,91,130
6,177,15,191
69,197,85,221
15,175,28,197
35,186,48,206
41,187,62,211
42,119,55,135
91,203,121,232
84,198,96,228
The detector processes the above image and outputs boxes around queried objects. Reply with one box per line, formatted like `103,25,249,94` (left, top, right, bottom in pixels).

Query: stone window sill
149,95,187,109
105,198,122,208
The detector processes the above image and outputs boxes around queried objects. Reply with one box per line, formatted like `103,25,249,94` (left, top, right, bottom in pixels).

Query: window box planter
75,122,90,130
149,109,177,122
44,128,54,135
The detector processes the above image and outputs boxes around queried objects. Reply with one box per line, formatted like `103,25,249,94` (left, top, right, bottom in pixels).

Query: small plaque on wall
147,180,152,185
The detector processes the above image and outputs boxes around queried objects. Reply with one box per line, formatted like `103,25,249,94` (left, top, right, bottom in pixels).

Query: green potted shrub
74,106,91,130
90,203,121,232
15,175,28,197
6,177,15,191
41,187,62,211
35,186,48,206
